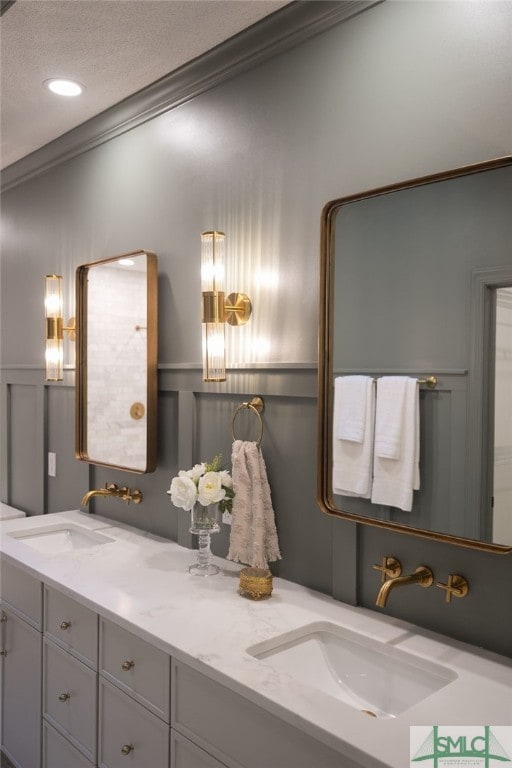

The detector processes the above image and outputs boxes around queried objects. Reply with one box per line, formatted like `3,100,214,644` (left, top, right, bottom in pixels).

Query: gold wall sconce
201,231,252,382
44,274,75,381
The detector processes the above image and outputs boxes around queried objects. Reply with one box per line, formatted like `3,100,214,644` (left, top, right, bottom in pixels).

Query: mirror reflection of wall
87,259,148,469
493,287,512,543
319,157,512,552
76,251,158,473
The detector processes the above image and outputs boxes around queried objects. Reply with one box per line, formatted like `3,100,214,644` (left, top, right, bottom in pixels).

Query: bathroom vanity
1,510,511,768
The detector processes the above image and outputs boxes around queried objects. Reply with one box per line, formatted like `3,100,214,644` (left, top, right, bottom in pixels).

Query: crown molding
1,0,381,192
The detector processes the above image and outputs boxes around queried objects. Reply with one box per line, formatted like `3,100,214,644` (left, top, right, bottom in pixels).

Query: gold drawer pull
0,650,6,657
121,744,134,755
0,614,7,623
58,692,70,702
59,620,72,630
121,660,135,671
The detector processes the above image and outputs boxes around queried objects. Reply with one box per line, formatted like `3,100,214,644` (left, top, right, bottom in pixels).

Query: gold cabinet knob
60,620,72,630
121,660,135,671
58,692,70,702
0,614,7,623
436,574,469,603
121,744,134,755
0,650,7,657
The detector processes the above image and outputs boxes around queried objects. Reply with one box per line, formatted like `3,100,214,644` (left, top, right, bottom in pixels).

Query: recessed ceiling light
44,78,83,97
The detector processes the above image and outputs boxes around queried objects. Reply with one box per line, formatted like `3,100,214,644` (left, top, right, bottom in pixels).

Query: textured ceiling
0,0,290,170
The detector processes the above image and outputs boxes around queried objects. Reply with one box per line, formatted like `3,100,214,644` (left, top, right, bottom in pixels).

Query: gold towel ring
231,396,265,446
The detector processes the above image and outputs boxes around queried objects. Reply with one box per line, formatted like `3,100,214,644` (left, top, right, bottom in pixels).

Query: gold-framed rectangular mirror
76,250,158,473
318,156,512,552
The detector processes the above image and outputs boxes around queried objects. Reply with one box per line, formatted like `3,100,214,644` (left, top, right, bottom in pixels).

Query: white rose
187,463,206,482
169,475,197,511
197,472,226,506
218,470,232,489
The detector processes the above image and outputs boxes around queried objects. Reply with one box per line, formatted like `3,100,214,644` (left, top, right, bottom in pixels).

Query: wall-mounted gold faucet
374,557,434,607
81,482,142,507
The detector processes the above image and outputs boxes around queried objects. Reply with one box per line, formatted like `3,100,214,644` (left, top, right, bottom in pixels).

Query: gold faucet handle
105,482,119,492
372,556,402,583
119,487,143,504
436,574,469,603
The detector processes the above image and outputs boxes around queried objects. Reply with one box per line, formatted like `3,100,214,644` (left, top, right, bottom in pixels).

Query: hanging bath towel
332,375,375,498
227,440,282,569
371,376,420,512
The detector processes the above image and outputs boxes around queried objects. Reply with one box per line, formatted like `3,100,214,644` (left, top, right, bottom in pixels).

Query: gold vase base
238,567,273,600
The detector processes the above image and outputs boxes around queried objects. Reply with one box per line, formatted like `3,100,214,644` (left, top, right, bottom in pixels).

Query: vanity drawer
43,721,95,768
172,660,357,768
0,559,42,628
172,730,228,768
43,638,97,763
98,677,170,768
99,617,170,720
44,586,98,667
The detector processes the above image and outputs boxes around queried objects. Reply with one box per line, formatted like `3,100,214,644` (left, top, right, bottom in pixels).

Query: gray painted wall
2,1,511,657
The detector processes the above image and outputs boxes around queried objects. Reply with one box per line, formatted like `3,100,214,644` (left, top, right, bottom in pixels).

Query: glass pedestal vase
189,504,221,576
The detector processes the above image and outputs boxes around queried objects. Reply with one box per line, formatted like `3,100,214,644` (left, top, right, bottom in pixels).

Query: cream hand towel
227,440,281,569
332,376,375,498
371,377,420,512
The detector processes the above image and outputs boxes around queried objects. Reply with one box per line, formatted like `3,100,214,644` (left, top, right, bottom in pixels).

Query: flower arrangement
167,454,234,514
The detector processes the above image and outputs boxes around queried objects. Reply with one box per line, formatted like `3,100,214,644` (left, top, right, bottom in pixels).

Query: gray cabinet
44,586,98,668
98,618,171,768
172,731,228,768
99,617,170,720
98,677,170,768
171,659,360,768
43,638,97,763
0,561,43,768
43,721,95,768
2,565,356,768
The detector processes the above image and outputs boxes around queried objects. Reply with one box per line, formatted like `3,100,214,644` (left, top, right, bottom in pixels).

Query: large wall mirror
318,157,512,552
76,250,158,473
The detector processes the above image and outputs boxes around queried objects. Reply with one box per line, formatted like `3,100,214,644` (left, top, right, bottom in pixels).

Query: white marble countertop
1,510,511,768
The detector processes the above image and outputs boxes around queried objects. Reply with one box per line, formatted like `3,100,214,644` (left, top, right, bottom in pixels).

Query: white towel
332,376,375,498
373,377,409,459
371,377,420,512
336,375,370,442
227,440,281,569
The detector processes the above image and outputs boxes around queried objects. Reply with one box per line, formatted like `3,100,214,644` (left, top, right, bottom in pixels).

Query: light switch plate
48,452,56,477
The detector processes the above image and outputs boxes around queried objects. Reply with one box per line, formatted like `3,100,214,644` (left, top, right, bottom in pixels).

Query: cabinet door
172,660,357,768
99,618,170,721
0,608,42,768
43,638,97,763
172,731,228,768
43,721,95,768
0,559,43,628
44,586,98,668
98,677,169,768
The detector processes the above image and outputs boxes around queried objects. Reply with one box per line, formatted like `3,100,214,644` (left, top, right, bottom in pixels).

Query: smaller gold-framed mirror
76,250,158,473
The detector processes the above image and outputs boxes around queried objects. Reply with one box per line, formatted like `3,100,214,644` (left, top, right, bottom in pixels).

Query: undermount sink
8,523,114,554
247,621,457,719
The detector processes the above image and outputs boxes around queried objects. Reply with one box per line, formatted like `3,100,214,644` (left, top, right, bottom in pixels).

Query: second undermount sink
247,621,457,719
8,523,114,555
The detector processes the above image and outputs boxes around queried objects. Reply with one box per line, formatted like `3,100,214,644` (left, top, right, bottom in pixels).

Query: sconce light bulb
44,274,63,319
201,231,225,292
202,322,226,382
45,339,64,381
